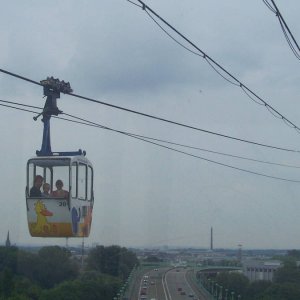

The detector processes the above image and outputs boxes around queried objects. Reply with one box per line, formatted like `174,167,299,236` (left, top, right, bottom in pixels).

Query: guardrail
195,268,242,300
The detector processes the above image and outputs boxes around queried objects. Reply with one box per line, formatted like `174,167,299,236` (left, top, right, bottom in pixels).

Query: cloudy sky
1,0,300,249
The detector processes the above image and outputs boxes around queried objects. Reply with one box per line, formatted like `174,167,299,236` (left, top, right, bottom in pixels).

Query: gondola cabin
26,155,94,237
26,77,94,238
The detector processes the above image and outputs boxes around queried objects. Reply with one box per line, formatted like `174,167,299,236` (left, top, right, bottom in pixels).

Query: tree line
0,244,138,300
200,250,300,300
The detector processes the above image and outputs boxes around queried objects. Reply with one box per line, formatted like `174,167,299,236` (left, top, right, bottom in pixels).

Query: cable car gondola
26,78,94,238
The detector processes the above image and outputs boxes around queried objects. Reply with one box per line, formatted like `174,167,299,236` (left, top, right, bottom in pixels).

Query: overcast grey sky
1,0,300,249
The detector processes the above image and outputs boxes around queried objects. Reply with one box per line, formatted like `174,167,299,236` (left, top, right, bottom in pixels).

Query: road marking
162,270,173,300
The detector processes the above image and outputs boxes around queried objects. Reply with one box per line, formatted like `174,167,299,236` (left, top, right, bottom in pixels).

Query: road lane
164,268,209,300
136,267,170,300
134,267,210,300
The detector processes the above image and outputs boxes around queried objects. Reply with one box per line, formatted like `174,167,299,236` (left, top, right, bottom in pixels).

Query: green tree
216,272,249,296
273,264,300,285
0,247,18,273
16,250,39,283
12,276,42,300
262,282,300,300
40,273,121,300
0,295,31,300
86,245,138,280
34,246,79,288
218,259,241,267
245,280,272,300
287,250,300,259
144,255,162,262
1,268,14,298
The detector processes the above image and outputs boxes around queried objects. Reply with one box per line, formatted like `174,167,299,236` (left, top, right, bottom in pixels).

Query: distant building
243,260,281,282
5,231,11,247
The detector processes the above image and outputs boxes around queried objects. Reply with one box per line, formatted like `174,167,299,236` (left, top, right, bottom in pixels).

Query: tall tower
5,231,11,247
210,227,213,251
237,244,242,262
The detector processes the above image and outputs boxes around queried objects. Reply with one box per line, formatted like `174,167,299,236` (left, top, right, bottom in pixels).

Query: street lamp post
219,285,223,300
231,291,235,300
215,283,219,298
202,275,205,287
225,289,228,300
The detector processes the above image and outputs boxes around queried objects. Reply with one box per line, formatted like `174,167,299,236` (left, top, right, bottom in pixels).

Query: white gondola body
26,155,94,238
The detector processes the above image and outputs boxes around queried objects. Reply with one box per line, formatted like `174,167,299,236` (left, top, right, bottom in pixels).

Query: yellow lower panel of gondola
28,222,90,237
28,222,73,237
26,198,92,237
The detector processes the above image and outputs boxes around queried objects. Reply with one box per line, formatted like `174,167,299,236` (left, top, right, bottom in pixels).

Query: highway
134,267,210,300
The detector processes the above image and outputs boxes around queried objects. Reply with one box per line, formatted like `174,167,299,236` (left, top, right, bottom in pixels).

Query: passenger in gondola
42,183,51,197
30,175,43,197
51,179,69,198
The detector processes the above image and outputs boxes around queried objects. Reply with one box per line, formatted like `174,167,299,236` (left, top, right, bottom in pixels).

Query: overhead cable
262,0,277,13
263,0,300,60
63,111,300,168
126,0,142,8
68,91,300,153
0,68,42,86
128,0,300,133
127,135,300,169
2,98,298,165
60,113,300,183
1,99,299,182
0,67,299,153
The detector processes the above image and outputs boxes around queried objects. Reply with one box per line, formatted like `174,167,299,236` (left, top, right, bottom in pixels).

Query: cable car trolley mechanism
26,78,94,238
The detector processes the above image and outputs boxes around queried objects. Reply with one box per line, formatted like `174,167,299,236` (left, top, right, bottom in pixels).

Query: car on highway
140,289,147,296
180,291,186,295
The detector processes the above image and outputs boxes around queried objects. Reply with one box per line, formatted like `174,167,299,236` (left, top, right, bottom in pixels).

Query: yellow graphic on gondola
31,200,53,235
